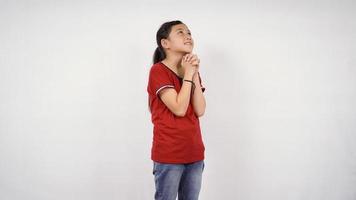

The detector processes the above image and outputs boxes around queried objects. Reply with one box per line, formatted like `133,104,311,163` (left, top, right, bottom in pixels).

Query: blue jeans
152,160,205,200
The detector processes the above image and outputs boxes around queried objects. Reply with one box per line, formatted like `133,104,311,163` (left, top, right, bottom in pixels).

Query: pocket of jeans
152,162,156,175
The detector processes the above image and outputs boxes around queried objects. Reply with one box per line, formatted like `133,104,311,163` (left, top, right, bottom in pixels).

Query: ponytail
153,46,166,64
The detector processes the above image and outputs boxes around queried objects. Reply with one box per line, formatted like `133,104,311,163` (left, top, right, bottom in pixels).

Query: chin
183,47,193,53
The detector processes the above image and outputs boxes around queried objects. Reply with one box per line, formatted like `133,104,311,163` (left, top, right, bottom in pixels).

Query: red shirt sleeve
148,65,175,96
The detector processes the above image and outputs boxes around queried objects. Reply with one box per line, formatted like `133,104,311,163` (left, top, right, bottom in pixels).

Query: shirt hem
151,155,205,164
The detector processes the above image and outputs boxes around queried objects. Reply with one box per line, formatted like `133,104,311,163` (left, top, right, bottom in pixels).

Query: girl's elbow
196,110,205,117
173,107,188,117
175,110,186,117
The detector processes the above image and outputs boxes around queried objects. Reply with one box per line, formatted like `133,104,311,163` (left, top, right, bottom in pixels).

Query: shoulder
150,62,163,71
149,62,168,76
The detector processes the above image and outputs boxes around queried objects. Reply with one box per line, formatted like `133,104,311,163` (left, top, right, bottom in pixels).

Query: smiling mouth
184,43,192,45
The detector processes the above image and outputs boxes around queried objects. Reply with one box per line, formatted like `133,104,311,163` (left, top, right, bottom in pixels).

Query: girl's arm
191,73,206,117
159,61,196,117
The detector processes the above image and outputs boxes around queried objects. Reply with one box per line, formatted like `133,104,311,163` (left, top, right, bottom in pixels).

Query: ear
161,38,169,49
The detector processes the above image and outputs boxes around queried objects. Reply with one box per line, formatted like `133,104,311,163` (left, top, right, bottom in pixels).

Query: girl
147,20,206,200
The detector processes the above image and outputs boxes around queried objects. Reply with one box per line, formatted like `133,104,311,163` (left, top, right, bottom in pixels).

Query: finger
183,55,188,63
186,54,194,62
191,60,199,66
186,54,192,62
189,58,198,65
191,63,198,67
191,54,199,63
189,56,199,64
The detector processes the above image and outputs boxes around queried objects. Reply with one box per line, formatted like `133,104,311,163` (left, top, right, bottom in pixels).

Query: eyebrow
176,28,191,32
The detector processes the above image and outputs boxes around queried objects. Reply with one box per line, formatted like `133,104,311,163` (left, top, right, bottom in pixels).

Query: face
162,24,194,54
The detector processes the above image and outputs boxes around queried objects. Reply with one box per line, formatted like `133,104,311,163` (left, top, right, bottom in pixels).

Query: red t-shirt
147,62,206,164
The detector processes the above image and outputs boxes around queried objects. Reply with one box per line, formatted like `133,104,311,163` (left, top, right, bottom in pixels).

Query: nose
185,35,192,41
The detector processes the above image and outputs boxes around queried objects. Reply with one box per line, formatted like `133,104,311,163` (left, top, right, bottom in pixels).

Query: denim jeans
152,160,205,200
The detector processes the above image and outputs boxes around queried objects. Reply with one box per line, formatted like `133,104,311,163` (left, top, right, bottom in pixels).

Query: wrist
193,72,199,80
183,79,196,93
183,73,194,81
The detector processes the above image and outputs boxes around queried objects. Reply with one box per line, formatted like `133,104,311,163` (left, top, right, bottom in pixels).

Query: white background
1,0,355,199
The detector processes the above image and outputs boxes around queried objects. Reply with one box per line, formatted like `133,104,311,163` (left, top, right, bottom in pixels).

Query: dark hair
153,20,184,64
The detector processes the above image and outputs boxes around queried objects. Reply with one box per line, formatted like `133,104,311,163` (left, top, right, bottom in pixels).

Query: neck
161,52,185,74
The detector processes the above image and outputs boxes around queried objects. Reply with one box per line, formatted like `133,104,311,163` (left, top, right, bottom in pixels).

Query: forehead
171,24,190,32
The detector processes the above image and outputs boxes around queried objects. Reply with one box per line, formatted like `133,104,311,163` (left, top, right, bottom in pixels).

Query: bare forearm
175,73,194,115
192,73,206,117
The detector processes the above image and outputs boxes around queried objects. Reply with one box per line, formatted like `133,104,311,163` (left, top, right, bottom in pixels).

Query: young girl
147,20,206,200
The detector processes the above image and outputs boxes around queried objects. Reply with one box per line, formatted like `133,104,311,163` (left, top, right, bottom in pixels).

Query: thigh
178,160,205,200
153,161,185,200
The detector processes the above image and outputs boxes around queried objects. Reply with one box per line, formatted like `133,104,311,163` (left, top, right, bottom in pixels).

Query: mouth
184,42,192,45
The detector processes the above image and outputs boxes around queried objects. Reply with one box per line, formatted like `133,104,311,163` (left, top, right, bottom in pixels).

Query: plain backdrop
0,0,355,199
